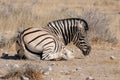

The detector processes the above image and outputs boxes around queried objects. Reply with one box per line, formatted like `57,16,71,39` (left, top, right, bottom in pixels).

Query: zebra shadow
1,53,20,60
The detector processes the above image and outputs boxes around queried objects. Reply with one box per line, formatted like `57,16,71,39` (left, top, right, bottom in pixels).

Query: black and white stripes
16,18,91,60
16,27,74,60
45,18,91,56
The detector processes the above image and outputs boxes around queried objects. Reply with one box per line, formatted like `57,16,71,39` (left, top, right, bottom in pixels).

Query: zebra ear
76,21,84,29
77,20,89,31
81,19,89,31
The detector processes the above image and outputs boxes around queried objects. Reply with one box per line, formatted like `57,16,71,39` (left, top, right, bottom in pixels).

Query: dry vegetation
0,0,120,80
0,62,44,80
0,0,119,49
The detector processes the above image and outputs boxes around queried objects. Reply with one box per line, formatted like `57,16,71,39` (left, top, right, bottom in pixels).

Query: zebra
44,18,91,56
16,27,74,60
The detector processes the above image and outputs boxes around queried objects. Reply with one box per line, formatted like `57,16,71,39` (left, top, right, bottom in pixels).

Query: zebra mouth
82,46,91,56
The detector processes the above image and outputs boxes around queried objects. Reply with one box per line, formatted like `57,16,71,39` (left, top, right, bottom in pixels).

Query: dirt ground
0,47,120,80
0,0,119,80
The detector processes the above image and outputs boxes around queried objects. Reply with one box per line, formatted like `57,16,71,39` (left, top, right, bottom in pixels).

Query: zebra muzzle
82,46,91,56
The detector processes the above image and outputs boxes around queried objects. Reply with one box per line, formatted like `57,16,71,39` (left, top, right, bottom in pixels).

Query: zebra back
45,18,89,45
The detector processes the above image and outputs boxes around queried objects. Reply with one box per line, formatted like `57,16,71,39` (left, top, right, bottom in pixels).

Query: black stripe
67,20,71,43
35,37,53,47
72,20,77,38
57,21,62,35
55,40,59,53
24,44,42,59
53,37,58,52
79,37,85,40
73,34,78,44
53,22,59,34
80,41,86,44
65,20,69,43
73,19,75,27
68,20,71,42
51,18,82,23
43,48,52,52
21,27,33,35
75,41,80,47
28,34,48,44
63,20,68,45
56,21,62,35
17,49,21,54
18,35,22,44
60,21,67,45
80,43,87,46
73,38,77,44
23,30,41,38
55,21,61,34
42,41,54,47
47,25,54,33
49,23,58,34
71,20,74,40
42,53,49,60
16,40,20,46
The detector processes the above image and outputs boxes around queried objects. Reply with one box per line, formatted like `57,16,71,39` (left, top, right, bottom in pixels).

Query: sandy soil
0,48,120,80
0,0,119,80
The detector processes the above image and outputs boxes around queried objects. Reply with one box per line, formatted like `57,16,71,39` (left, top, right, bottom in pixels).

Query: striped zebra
44,18,91,56
16,27,74,60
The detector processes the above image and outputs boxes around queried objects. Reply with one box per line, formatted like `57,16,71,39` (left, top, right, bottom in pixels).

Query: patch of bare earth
0,48,120,80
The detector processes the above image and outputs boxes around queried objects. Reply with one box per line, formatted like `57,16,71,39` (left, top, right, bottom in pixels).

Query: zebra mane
48,18,89,31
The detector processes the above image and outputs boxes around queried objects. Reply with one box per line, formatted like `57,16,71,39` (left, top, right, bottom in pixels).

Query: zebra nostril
82,46,91,56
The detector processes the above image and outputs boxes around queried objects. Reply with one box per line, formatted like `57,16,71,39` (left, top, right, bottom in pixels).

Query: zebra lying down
16,27,74,60
45,18,91,56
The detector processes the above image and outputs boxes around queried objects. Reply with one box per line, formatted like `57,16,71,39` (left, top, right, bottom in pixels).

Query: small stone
69,77,72,80
118,12,120,14
86,76,95,80
80,73,84,76
21,75,29,80
76,67,82,71
0,49,3,51
61,70,70,75
14,64,20,68
110,56,115,60
50,78,54,80
43,71,50,75
48,66,52,71
51,63,56,66
42,66,52,75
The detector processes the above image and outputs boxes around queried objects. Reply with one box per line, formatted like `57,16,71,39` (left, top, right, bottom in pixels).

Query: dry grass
111,69,120,75
80,6,120,49
0,1,119,79
0,0,119,50
0,62,44,80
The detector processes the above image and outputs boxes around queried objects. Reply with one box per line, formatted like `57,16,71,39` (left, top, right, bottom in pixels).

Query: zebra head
73,32,91,56
73,20,91,56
